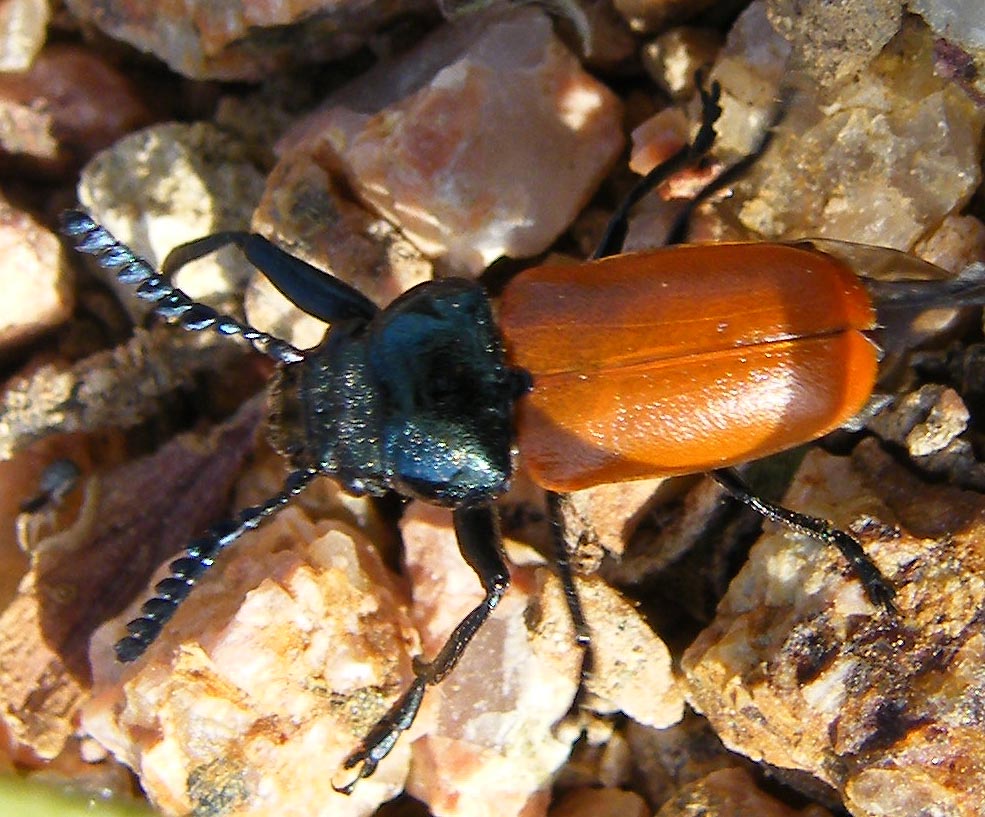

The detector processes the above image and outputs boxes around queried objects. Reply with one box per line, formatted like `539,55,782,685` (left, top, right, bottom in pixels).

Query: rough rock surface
0,44,152,178
0,402,261,762
0,199,73,350
62,0,433,81
84,493,420,816
279,8,624,274
684,445,985,817
77,122,266,313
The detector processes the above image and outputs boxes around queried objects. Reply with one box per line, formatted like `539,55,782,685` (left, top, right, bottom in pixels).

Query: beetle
58,83,985,793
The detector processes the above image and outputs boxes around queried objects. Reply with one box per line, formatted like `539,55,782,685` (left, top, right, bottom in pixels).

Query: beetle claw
864,573,899,615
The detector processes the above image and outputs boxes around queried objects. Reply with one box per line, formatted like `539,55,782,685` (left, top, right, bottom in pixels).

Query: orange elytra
500,241,879,492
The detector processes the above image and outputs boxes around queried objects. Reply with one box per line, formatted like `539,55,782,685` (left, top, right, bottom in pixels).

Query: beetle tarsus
591,76,723,259
691,71,722,156
663,84,793,245
333,504,509,794
825,527,898,613
333,677,427,794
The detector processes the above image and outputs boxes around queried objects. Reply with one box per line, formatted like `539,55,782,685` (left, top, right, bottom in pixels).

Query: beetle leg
544,491,594,736
114,466,318,663
546,492,591,648
592,77,722,259
60,211,305,365
335,503,510,794
711,468,898,612
663,86,793,245
162,231,379,323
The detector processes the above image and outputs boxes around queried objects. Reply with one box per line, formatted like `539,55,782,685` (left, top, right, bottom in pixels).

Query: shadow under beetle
60,81,985,792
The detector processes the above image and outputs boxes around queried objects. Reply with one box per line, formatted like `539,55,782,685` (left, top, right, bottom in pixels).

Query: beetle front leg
335,503,510,793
